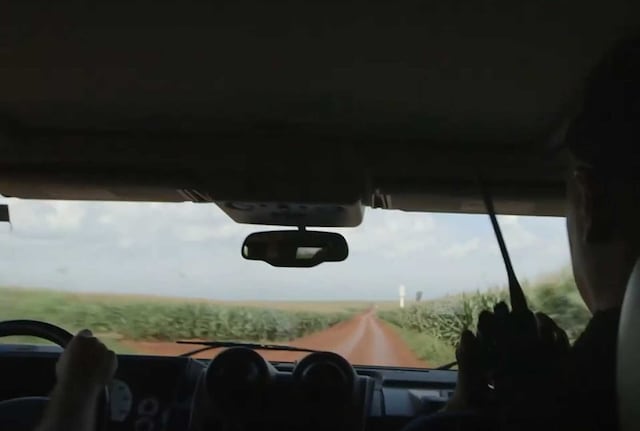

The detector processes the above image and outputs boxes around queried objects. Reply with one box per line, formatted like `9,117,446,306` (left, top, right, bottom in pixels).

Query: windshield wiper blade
176,340,321,358
435,361,458,370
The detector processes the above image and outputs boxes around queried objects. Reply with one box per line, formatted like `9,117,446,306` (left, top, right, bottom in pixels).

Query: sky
0,198,571,301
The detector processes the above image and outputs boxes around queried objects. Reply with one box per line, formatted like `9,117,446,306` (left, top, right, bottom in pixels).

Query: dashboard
0,344,456,431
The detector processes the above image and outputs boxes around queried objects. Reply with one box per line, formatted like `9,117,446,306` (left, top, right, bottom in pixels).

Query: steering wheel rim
0,320,110,431
0,319,75,346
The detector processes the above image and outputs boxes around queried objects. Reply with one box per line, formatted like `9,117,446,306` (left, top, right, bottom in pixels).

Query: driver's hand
56,329,117,394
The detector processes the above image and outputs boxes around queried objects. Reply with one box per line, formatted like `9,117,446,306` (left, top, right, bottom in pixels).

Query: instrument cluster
190,347,372,431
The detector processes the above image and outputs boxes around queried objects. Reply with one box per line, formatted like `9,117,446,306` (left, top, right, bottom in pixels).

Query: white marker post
399,285,406,308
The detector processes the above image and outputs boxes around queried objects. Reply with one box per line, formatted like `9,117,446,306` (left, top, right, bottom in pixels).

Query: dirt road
124,310,427,368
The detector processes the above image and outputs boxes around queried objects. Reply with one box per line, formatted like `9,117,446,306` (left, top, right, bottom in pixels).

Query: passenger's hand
56,329,117,395
442,330,490,412
478,304,569,414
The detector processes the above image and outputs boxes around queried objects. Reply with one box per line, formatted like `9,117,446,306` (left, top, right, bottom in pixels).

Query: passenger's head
565,36,640,313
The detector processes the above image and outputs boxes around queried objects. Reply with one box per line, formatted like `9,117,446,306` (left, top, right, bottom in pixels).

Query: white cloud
44,201,86,230
177,223,252,242
441,237,481,258
497,215,520,226
98,213,114,225
337,210,438,258
4,199,87,236
495,215,537,251
117,237,134,249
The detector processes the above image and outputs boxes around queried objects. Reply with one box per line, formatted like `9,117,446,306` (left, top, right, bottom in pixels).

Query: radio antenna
480,184,528,312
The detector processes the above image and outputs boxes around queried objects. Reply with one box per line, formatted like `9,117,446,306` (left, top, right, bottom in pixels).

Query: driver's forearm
35,383,101,431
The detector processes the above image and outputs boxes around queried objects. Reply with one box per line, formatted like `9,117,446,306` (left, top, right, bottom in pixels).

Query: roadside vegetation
378,272,591,365
0,288,354,343
385,323,455,366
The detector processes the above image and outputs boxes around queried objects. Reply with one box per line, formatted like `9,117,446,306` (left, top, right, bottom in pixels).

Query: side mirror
242,230,348,268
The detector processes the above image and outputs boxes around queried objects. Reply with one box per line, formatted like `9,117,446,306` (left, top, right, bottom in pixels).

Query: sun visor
378,191,565,217
0,172,188,202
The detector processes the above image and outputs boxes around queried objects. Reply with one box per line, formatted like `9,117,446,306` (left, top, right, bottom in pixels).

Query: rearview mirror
242,230,348,267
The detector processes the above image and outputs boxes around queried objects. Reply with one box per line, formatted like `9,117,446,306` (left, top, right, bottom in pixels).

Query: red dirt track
124,310,428,368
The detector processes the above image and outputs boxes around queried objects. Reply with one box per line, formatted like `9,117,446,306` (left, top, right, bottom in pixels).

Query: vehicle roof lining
0,1,638,218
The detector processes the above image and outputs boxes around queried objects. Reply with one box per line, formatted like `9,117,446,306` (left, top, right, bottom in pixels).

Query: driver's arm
36,330,117,431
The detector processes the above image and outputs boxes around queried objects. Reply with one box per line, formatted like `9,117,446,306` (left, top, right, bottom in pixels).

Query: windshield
0,198,589,369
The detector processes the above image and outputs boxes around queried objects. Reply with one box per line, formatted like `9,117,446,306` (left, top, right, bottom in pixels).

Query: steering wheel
0,320,110,431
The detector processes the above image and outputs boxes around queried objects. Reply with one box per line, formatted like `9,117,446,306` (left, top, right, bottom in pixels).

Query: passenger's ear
574,168,614,243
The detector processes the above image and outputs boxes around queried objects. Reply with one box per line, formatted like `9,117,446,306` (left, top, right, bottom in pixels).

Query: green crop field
57,291,376,313
378,272,592,365
0,288,357,346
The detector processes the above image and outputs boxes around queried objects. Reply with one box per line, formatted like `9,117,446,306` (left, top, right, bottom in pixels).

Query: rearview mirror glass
242,230,348,267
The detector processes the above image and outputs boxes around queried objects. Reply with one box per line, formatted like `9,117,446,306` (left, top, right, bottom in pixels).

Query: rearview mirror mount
242,229,348,268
